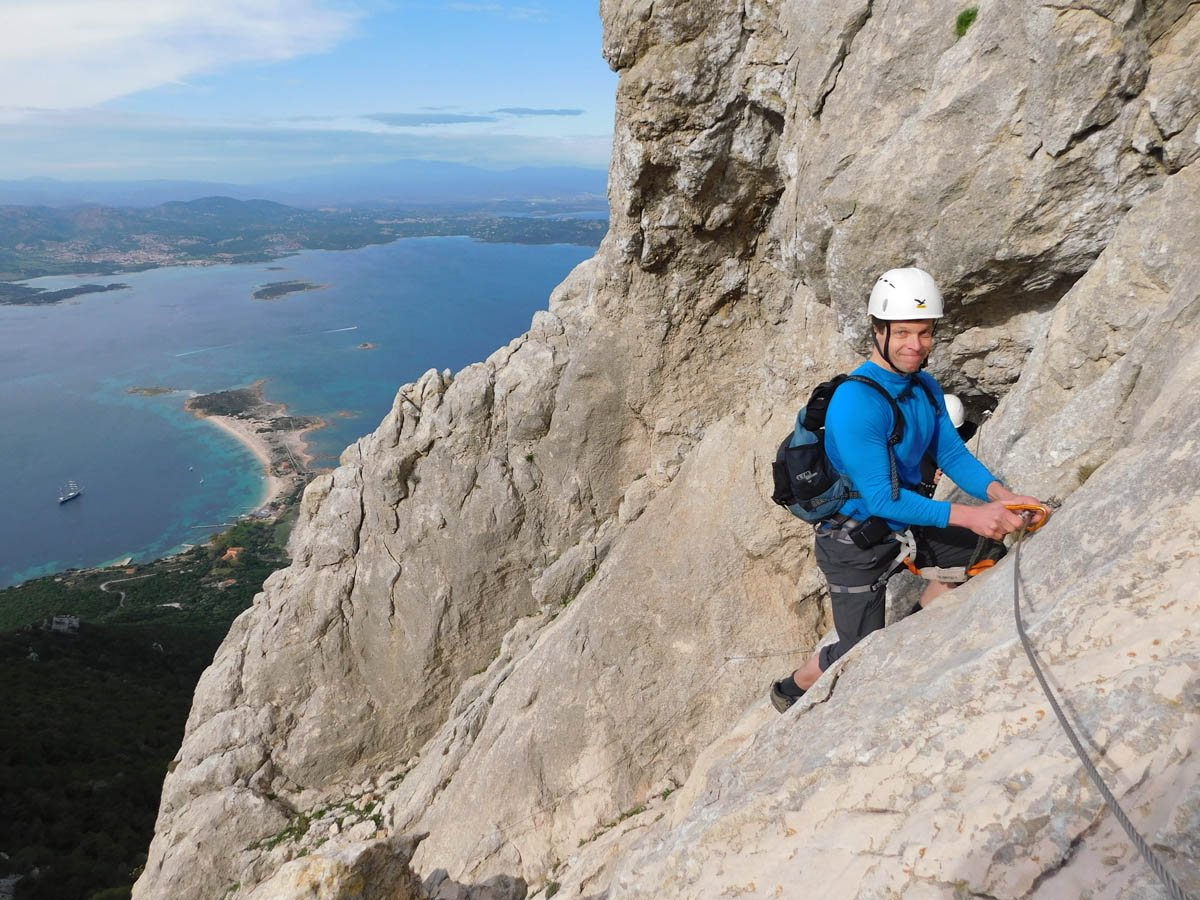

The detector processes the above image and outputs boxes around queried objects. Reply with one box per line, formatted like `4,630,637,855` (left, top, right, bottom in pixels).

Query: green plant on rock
617,804,646,823
249,811,313,852
955,6,978,38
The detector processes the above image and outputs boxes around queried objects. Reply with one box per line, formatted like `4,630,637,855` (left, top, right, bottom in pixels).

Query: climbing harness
1011,507,1193,900
899,513,1015,583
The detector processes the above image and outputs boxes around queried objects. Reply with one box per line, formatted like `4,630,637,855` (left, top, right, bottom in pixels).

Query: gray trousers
814,519,997,669
813,520,903,670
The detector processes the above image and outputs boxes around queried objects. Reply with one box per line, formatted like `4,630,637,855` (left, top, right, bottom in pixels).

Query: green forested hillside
0,519,292,900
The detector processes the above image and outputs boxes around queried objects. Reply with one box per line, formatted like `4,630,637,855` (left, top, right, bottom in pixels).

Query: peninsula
0,281,129,306
185,381,325,514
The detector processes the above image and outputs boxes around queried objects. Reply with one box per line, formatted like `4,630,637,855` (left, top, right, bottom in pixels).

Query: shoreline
3,215,608,295
186,379,325,516
200,414,289,510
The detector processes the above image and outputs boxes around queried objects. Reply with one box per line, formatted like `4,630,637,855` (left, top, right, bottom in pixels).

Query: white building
50,613,80,633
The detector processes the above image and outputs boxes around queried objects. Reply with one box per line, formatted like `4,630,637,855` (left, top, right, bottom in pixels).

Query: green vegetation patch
0,518,291,898
185,386,263,418
955,6,979,38
0,621,231,898
578,803,650,847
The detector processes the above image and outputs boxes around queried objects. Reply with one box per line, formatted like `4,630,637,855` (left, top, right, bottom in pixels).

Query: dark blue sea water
0,237,593,588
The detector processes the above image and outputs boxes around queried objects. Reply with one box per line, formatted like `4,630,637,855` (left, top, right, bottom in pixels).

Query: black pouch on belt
848,516,893,550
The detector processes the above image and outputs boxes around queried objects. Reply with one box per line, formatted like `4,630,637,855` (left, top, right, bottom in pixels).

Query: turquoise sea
0,237,594,588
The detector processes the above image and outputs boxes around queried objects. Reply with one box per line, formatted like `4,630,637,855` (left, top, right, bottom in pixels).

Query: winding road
99,573,154,608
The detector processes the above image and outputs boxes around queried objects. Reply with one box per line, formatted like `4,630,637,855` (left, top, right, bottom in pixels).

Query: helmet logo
914,298,927,309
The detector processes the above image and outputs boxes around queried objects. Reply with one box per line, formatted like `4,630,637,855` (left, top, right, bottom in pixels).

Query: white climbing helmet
868,267,944,320
943,393,965,429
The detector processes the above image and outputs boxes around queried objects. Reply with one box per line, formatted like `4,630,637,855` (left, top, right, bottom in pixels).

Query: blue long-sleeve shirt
825,361,999,529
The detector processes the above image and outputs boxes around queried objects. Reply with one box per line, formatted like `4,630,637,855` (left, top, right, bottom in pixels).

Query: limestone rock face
244,837,425,900
604,155,1200,900
135,2,1200,899
237,835,526,900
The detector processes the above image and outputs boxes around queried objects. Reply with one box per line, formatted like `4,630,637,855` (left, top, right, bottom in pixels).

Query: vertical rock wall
135,1,1200,898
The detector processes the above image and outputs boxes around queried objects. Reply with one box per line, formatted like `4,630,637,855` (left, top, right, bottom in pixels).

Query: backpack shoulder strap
836,374,905,501
842,374,904,446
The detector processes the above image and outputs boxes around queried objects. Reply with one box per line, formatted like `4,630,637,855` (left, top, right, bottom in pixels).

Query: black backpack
770,374,936,523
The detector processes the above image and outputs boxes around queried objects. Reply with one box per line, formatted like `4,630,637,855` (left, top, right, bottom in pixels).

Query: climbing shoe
770,680,803,713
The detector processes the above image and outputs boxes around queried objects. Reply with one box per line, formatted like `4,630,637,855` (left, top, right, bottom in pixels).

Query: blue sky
0,1,616,182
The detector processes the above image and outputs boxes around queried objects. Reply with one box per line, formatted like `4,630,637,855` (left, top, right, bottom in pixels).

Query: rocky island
185,381,324,514
252,279,326,301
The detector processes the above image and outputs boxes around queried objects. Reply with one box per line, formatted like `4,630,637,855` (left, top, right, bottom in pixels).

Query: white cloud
0,0,359,110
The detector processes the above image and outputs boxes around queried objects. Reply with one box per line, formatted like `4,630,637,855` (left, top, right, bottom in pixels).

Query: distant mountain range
0,195,609,285
0,160,610,209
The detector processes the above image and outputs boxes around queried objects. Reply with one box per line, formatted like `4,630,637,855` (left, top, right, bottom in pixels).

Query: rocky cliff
134,1,1200,898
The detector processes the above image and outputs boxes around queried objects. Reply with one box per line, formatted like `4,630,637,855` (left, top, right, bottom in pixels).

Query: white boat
59,480,83,503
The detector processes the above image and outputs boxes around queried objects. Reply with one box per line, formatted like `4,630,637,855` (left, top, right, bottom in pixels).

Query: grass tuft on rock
955,7,979,38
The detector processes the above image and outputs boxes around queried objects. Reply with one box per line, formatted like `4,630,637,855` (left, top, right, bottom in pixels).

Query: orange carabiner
1006,503,1051,532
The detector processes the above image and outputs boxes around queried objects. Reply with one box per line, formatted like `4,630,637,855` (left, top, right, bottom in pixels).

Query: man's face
877,319,935,373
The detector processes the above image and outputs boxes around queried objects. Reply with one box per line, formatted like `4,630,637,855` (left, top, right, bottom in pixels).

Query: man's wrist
986,480,1012,502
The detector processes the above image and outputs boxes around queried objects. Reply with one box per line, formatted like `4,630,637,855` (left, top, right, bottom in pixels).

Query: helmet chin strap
873,321,902,374
873,320,934,373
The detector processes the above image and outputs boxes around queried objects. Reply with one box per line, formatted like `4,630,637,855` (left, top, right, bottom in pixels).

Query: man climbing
771,267,1045,712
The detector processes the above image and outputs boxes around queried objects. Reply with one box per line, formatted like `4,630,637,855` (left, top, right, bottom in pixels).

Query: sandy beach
185,380,325,515
201,414,290,510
